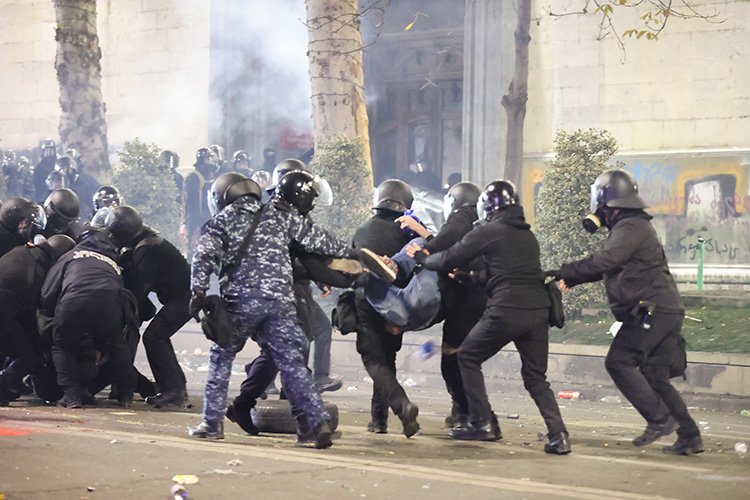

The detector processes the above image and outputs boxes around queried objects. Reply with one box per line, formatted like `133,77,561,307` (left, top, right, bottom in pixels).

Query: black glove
189,292,208,322
413,249,429,265
451,270,473,286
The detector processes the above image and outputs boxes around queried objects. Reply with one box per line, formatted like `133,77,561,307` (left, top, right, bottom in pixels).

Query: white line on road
16,419,681,500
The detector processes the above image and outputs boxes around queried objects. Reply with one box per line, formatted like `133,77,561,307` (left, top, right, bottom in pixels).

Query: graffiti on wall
524,154,750,266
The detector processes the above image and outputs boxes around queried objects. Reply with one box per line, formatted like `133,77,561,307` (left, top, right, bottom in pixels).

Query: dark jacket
352,210,413,256
421,205,549,310
423,204,485,313
0,243,57,314
559,211,683,321
0,224,26,259
125,227,190,304
41,230,123,315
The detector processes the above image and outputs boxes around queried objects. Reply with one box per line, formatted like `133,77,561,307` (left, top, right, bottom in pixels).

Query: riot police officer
558,170,702,455
351,179,420,437
42,188,81,240
182,147,219,258
416,180,570,454
41,206,142,408
188,170,352,448
34,138,57,201
123,214,192,409
0,235,75,405
0,197,46,258
406,181,486,429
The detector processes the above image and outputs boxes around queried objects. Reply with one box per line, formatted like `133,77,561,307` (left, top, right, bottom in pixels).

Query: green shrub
114,138,181,250
308,136,373,243
535,129,619,318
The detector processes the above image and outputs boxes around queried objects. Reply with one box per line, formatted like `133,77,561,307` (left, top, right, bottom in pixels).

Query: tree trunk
501,0,531,187
54,0,110,179
305,0,373,177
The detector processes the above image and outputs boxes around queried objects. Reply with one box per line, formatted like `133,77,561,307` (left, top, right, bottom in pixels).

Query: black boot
544,432,571,455
297,419,337,449
188,419,224,439
663,434,704,455
633,417,678,446
367,419,388,433
450,419,502,441
0,383,10,406
57,385,85,408
145,388,188,409
226,397,259,435
399,401,420,438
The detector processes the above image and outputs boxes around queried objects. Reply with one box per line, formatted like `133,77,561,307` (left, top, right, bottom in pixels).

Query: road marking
18,419,678,500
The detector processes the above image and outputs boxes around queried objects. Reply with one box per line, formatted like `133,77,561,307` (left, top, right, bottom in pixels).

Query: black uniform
34,157,56,202
352,210,416,431
559,211,699,440
126,227,191,394
421,205,567,437
0,243,58,403
41,231,135,403
183,165,216,258
422,204,486,419
0,224,27,259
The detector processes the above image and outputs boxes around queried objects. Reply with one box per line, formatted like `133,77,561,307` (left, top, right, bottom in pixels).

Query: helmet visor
91,206,113,229
207,190,220,217
476,197,487,220
443,193,455,220
313,176,333,207
590,183,604,214
29,204,47,230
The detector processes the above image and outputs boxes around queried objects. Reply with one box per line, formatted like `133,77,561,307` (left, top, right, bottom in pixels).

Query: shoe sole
358,248,397,283
317,382,343,393
327,258,364,275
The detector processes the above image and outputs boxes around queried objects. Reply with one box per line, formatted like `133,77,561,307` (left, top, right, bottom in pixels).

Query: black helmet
41,138,56,157
103,205,143,247
478,180,519,220
232,150,251,165
195,147,213,163
590,169,647,213
3,150,16,162
160,150,180,170
208,173,262,216
43,188,80,233
93,185,124,212
271,158,307,187
275,170,319,214
443,181,481,219
0,197,46,231
44,234,76,261
374,179,413,213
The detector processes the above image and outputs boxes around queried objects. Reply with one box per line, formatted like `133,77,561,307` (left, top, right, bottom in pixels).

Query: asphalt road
1,362,749,500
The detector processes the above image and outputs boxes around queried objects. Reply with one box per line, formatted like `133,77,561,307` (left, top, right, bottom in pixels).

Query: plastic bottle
417,340,434,360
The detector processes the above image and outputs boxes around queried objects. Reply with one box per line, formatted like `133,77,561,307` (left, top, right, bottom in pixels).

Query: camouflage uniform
191,196,351,430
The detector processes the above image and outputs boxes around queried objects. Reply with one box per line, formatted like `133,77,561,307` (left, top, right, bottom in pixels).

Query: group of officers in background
0,138,704,456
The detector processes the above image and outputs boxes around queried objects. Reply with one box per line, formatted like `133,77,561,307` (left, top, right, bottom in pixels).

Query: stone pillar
462,0,516,187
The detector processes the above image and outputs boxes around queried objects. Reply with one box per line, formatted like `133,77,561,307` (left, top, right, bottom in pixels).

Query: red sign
280,126,314,151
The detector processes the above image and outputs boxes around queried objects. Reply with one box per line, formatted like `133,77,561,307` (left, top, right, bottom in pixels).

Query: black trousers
606,313,700,438
0,303,42,389
458,305,566,435
354,293,410,423
51,294,134,399
142,295,191,392
440,289,486,415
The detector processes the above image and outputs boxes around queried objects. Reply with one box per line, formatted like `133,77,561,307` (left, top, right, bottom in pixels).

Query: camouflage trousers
202,296,330,430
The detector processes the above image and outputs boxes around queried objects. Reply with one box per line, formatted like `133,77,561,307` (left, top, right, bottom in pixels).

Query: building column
462,0,516,187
